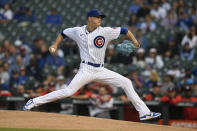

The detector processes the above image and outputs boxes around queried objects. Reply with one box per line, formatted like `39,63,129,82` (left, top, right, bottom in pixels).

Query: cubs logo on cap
94,36,105,48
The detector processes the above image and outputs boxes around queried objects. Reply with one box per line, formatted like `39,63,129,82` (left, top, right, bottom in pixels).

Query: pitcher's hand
49,45,58,54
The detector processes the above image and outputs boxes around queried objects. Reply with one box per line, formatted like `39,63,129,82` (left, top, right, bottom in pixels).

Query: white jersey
62,25,121,64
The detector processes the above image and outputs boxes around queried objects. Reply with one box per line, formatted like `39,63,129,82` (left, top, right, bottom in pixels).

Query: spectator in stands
56,75,66,90
136,1,150,18
12,84,26,110
34,50,45,69
150,1,166,20
18,67,28,85
9,55,24,73
31,37,45,54
161,86,183,119
0,12,7,24
13,6,25,20
19,46,30,66
141,63,155,79
41,81,56,96
2,62,9,81
0,63,9,84
167,63,182,79
45,52,65,75
18,8,36,23
0,4,13,20
128,14,138,28
9,44,17,59
145,71,161,89
128,0,141,14
42,74,56,88
26,56,43,82
71,85,93,101
129,67,144,89
189,7,197,26
180,42,195,61
89,86,114,118
161,37,180,59
41,81,61,112
160,74,175,95
40,43,50,59
140,14,156,32
161,10,177,28
44,8,62,25
88,82,112,95
12,84,25,96
71,85,93,116
18,34,31,53
171,1,179,14
161,0,171,12
161,87,182,105
105,44,116,64
176,11,193,31
182,67,194,86
143,82,162,101
1,51,15,66
135,29,147,49
3,40,11,52
145,48,164,69
0,62,10,96
31,82,43,97
132,48,146,69
181,85,197,120
181,27,197,48
9,69,20,93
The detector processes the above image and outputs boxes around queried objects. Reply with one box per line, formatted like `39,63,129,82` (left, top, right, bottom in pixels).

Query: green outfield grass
0,128,96,131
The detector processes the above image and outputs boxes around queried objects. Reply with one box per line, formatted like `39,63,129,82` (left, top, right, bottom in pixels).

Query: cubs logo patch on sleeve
94,36,105,48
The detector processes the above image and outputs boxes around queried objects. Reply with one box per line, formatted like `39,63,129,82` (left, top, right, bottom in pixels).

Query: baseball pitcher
24,9,161,120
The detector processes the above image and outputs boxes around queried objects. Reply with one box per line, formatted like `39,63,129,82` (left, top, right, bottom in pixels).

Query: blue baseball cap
87,9,106,19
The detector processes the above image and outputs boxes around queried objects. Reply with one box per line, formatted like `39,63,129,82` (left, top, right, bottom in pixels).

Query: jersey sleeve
104,27,121,41
62,27,77,40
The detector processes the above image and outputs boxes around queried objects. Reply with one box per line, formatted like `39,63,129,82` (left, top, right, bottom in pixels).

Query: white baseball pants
33,63,150,116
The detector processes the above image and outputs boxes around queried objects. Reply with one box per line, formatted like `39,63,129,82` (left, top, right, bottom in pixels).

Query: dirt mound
0,110,193,131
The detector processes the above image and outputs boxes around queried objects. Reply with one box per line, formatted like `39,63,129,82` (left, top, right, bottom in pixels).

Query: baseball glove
116,40,138,55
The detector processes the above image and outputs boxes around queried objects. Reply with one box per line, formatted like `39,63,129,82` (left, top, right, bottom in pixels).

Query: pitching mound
0,110,193,131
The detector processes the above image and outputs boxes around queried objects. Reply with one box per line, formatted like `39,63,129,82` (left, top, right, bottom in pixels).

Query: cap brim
100,15,106,18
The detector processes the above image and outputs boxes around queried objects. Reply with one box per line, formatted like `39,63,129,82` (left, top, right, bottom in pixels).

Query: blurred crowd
0,0,197,119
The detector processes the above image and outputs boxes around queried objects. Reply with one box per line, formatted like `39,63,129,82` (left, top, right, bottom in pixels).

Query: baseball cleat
140,112,161,121
23,99,35,111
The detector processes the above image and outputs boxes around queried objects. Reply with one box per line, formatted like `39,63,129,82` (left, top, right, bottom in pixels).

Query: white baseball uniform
33,25,150,117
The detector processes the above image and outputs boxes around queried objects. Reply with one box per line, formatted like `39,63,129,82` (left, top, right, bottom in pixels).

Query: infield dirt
0,110,194,131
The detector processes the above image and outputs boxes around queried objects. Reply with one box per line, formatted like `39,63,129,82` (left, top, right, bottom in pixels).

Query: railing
0,96,196,125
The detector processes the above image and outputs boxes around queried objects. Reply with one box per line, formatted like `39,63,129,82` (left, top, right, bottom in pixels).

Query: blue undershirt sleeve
120,27,128,35
60,32,67,39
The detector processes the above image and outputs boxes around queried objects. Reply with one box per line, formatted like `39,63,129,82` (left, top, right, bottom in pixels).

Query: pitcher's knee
62,88,76,97
121,78,132,89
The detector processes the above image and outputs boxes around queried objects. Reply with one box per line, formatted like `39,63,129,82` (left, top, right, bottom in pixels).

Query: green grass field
0,128,95,131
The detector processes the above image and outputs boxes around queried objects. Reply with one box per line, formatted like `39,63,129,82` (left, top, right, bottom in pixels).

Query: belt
82,60,104,67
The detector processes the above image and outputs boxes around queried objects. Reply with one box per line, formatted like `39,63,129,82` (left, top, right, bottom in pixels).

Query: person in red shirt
89,86,113,118
161,87,183,119
144,82,162,101
41,81,56,96
181,86,197,120
161,87,182,105
41,81,60,112
71,85,93,116
72,85,93,99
